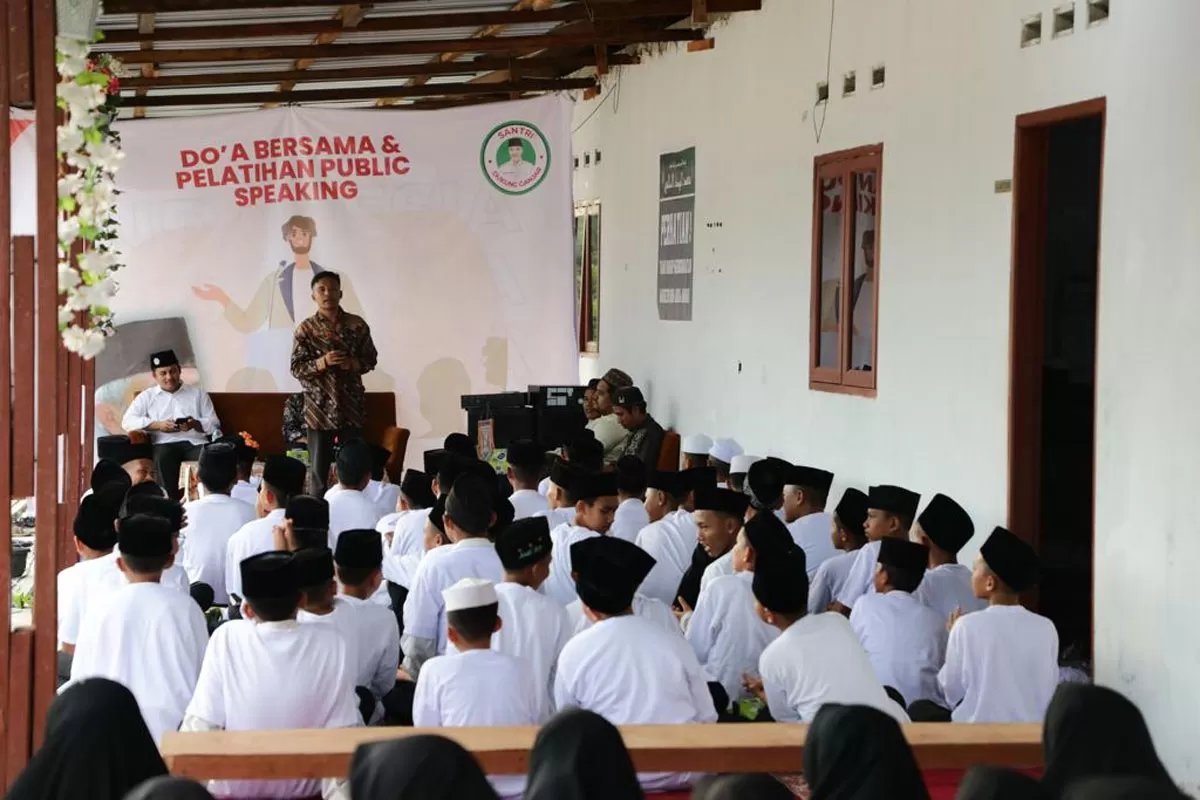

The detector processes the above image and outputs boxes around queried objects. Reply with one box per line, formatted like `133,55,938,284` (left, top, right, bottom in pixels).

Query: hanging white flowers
55,34,123,359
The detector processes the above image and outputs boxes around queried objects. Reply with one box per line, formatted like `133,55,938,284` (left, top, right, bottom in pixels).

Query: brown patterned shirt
290,308,378,431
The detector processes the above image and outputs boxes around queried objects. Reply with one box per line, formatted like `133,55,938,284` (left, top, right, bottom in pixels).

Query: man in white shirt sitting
912,493,986,619
335,529,402,717
808,487,869,615
609,456,650,544
327,438,385,546
742,457,791,522
181,442,256,606
833,484,921,614
378,468,437,542
635,470,694,606
692,486,751,595
120,349,219,501
57,483,126,666
782,465,838,578
505,439,549,521
541,467,619,605
224,455,307,601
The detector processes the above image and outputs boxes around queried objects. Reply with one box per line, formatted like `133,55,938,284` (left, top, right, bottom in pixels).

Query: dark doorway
1009,99,1104,667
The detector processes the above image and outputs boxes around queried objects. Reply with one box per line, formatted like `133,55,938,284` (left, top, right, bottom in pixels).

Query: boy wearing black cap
386,468,438,559
224,455,307,600
635,470,695,606
220,432,260,507
358,443,400,519
57,485,125,651
555,536,717,793
782,465,838,578
378,467,435,539
181,442,256,606
96,434,157,486
848,538,947,708
401,474,505,680
808,487,870,615
70,514,208,745
834,484,921,613
912,493,986,619
933,526,1058,723
327,438,386,546
753,551,910,725
336,529,402,704
184,551,361,799
505,439,550,521
743,457,790,522
610,455,650,544
534,459,583,532
492,517,571,718
691,486,752,594
672,467,719,610
541,469,620,606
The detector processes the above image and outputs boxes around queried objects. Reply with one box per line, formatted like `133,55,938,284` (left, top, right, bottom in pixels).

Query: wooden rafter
264,3,366,110
133,13,156,119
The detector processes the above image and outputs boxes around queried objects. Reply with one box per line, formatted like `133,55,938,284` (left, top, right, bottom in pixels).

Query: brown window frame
574,202,601,354
809,144,883,397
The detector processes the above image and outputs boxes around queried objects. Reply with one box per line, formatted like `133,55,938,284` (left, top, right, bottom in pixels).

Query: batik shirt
290,308,378,431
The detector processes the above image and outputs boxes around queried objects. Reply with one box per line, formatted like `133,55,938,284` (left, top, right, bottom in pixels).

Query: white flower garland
55,35,124,359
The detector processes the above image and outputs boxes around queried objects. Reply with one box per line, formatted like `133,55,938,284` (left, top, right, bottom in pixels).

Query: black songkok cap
692,486,750,519
400,469,436,509
505,439,545,473
335,529,383,569
646,470,689,499
263,456,307,497
745,457,791,510
240,552,298,600
787,466,835,496
917,493,975,555
293,546,335,588
867,485,921,520
752,550,809,614
117,513,174,558
572,471,620,502
980,526,1040,593
834,488,869,537
495,517,552,570
571,536,655,615
286,495,329,530
878,538,930,574
742,512,796,562
149,349,178,369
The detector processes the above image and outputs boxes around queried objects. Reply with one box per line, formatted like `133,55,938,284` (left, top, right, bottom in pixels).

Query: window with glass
574,203,601,353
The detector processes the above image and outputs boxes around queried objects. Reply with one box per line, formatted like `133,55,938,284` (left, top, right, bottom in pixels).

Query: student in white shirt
782,465,838,578
916,526,1058,723
691,486,751,595
912,493,987,619
833,484,921,613
505,439,549,521
492,517,571,720
401,473,505,679
180,442,256,606
183,552,361,800
609,456,650,544
849,537,948,709
224,455,307,600
555,535,717,793
223,433,260,507
707,437,743,489
680,433,713,470
809,487,869,615
58,484,126,652
335,528,402,718
727,454,762,494
686,511,789,712
414,578,539,798
387,467,439,558
672,466,719,611
120,349,219,502
634,470,694,605
752,549,910,725
70,514,208,746
534,460,582,533
96,434,156,487
542,467,619,605
327,439,385,546
366,443,401,518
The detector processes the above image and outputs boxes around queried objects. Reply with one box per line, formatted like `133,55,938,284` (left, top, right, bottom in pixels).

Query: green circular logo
480,120,551,195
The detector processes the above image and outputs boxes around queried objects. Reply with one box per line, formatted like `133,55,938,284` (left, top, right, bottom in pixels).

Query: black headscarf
1041,684,1173,795
674,542,714,610
955,767,1050,800
803,704,930,800
1060,776,1191,800
7,678,167,800
349,735,498,800
524,707,643,800
123,777,215,800
694,774,794,800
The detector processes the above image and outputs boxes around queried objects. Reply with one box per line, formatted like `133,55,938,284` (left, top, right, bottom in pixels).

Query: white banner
107,96,577,459
9,108,36,236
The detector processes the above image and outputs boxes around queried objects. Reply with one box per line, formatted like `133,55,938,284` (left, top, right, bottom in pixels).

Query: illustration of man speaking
192,215,364,390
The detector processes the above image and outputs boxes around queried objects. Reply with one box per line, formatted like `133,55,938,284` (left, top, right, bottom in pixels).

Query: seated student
180,442,256,606
673,466,719,610
922,526,1058,723
97,434,157,487
224,455,307,600
377,468,436,543
808,487,870,615
535,459,585,532
833,484,921,613
275,495,331,552
564,547,680,639
782,465,838,578
443,432,475,459
362,444,400,519
743,457,790,522
753,549,909,724
401,474,505,679
692,486,752,594
554,535,717,793
58,485,125,651
221,433,259,507
69,514,209,746
505,439,549,521
849,538,948,708
680,433,714,470
728,454,761,494
633,472,694,607
707,438,743,489
686,512,790,708
609,455,650,544
327,439,385,545
912,493,987,619
413,578,539,799
492,517,572,720
389,460,446,558
385,495,449,597
183,552,360,799
335,529,402,718
541,468,620,606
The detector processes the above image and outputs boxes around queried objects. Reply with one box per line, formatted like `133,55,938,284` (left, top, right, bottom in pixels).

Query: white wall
573,0,1200,788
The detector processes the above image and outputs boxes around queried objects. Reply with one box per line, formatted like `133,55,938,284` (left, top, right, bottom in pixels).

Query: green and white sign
481,120,551,195
658,147,696,321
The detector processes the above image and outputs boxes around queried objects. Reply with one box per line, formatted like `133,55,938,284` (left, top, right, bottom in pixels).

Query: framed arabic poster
658,147,696,321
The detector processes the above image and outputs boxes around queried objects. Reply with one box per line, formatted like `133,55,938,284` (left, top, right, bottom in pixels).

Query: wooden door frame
1008,97,1105,613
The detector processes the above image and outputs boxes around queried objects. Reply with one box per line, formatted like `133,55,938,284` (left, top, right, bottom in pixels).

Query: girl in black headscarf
1041,684,1175,796
803,703,930,800
524,707,643,800
7,678,167,800
350,735,498,800
123,777,214,800
693,774,794,800
955,766,1050,800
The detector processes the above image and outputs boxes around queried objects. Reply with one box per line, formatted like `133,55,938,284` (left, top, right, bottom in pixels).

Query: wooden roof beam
133,13,156,119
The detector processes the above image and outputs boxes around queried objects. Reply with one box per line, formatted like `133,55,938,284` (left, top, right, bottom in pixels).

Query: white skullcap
709,438,744,464
730,454,761,475
442,577,497,613
682,434,714,455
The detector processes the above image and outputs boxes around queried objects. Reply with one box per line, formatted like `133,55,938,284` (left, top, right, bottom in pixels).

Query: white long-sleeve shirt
298,596,399,704
686,571,779,704
181,493,256,604
541,523,600,606
328,489,384,547
786,512,838,579
836,539,883,609
389,508,432,557
566,593,681,639
224,508,286,600
808,550,858,615
938,604,1059,723
635,514,694,606
508,489,549,521
121,384,218,446
491,582,571,721
60,549,190,647
849,590,948,707
610,498,650,544
914,563,987,619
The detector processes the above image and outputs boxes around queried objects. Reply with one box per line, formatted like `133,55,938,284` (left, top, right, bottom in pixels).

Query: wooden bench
161,723,1043,781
